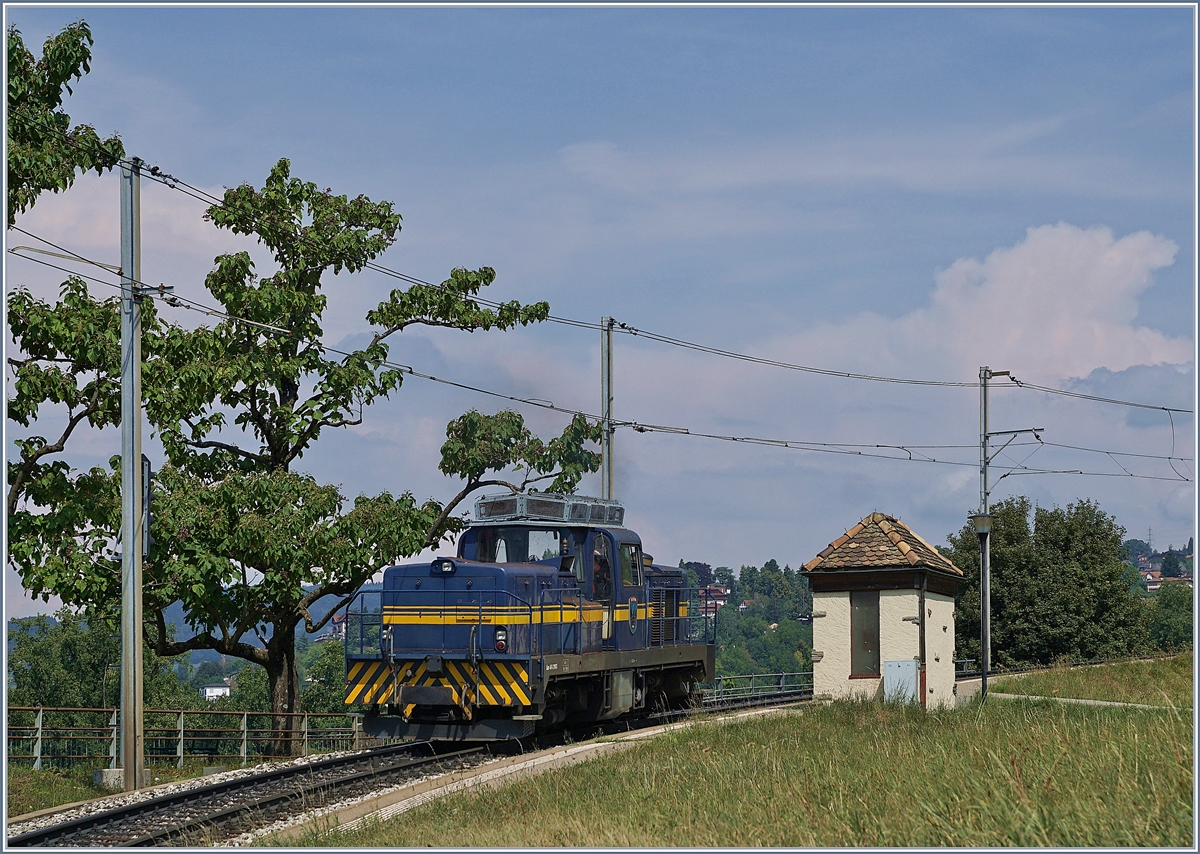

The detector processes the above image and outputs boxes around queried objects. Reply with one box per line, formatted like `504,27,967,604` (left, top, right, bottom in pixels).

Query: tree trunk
265,624,300,757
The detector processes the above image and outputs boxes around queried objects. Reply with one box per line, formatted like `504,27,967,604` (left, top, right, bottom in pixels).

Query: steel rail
7,741,484,847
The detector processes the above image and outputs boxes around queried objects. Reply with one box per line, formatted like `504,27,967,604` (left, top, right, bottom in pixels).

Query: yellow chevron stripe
345,661,384,704
350,655,536,707
510,663,531,704
444,661,477,706
481,662,511,705
365,666,393,704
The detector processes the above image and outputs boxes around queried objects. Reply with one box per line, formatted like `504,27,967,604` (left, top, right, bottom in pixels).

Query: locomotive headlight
495,628,508,652
433,558,456,575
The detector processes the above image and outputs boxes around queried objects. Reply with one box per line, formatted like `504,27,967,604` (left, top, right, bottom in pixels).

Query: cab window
478,527,566,563
619,544,642,587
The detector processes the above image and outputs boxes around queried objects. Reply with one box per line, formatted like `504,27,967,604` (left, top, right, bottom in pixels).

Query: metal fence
702,671,814,706
7,707,363,772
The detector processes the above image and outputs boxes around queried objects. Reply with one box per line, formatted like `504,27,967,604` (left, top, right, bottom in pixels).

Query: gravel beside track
7,743,494,847
7,750,364,837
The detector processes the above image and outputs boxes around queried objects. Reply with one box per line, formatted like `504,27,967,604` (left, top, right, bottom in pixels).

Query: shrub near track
303,699,1192,848
992,655,1193,707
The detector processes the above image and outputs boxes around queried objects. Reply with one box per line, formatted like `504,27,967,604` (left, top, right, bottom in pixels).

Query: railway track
7,742,492,847
9,686,809,847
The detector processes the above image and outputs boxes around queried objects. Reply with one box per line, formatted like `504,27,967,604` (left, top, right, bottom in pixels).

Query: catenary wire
8,239,1193,484
12,108,1193,412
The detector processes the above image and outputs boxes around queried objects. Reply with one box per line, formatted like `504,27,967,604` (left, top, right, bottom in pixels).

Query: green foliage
1121,538,1151,563
1160,548,1182,578
300,640,347,714
679,561,714,587
1122,564,1151,598
6,21,124,225
6,609,193,712
1148,582,1193,652
6,279,162,603
943,497,1148,668
7,153,598,732
147,465,444,649
712,559,812,676
439,410,601,495
225,664,271,714
714,566,737,600
735,559,812,623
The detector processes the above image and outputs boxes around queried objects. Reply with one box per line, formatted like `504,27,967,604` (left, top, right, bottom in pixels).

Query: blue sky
6,4,1195,617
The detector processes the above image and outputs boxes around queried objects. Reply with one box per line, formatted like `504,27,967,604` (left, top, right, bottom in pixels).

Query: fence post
109,709,119,769
33,708,43,771
352,715,362,750
240,713,248,767
303,713,309,757
176,711,185,769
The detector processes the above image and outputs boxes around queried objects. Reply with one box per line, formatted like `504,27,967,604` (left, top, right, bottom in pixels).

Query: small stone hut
802,512,963,709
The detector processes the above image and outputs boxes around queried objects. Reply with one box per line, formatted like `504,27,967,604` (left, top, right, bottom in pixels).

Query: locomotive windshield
478,526,572,564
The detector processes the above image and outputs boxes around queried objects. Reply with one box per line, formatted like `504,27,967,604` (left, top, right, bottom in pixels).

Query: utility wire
12,108,1192,413
1006,374,1191,414
9,235,1192,484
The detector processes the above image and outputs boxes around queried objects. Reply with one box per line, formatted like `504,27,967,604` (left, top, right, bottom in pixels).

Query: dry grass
993,655,1193,707
296,698,1193,848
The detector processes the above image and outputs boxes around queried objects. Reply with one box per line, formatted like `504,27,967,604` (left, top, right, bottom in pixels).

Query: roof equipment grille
473,493,624,527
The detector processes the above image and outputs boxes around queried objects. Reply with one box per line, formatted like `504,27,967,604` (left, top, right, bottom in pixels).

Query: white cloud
770,223,1187,385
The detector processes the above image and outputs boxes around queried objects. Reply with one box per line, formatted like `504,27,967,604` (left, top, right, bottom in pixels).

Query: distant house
699,586,729,617
200,682,230,701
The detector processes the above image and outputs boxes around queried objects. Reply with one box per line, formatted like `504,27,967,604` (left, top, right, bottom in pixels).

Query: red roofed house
802,512,963,710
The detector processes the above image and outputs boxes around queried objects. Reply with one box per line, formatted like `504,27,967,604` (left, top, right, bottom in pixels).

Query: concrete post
33,708,43,771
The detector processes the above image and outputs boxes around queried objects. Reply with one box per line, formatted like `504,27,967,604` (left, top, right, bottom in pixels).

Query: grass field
993,655,1193,707
298,697,1193,848
6,767,108,818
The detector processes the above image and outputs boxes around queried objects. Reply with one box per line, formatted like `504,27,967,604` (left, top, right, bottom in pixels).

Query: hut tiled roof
803,512,963,576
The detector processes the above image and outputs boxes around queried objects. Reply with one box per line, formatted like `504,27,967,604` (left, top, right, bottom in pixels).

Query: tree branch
421,478,521,550
299,588,359,634
144,609,266,664
181,436,270,464
7,382,101,516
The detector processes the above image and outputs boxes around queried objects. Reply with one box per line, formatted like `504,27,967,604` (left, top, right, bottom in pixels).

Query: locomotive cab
345,493,716,741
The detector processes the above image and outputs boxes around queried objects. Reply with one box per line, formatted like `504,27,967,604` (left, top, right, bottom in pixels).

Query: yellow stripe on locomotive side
382,605,606,626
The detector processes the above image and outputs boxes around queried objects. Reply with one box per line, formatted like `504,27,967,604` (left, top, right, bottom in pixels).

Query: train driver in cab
593,535,612,601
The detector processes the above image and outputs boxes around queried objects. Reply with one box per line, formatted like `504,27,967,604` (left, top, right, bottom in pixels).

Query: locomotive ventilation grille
473,493,624,527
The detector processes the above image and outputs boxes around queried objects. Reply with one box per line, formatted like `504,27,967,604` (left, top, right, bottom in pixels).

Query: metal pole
120,158,145,791
979,366,990,703
600,316,614,500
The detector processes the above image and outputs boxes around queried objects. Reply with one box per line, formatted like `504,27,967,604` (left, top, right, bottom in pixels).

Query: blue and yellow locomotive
344,493,716,740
